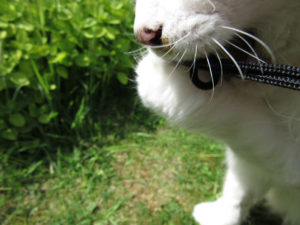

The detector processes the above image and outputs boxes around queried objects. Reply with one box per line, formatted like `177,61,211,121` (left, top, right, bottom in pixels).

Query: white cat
134,0,300,225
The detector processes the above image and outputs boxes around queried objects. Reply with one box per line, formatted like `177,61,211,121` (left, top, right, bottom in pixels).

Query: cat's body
134,0,300,224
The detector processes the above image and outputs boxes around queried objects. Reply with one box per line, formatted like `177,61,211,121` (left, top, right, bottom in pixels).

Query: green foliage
0,0,138,152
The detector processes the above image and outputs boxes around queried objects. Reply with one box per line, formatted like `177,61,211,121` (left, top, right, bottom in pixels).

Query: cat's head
134,0,283,62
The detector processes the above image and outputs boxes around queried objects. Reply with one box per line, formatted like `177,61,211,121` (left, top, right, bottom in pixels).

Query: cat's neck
257,5,300,66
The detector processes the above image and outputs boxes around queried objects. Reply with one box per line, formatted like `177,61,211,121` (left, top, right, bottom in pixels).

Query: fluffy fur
134,0,300,224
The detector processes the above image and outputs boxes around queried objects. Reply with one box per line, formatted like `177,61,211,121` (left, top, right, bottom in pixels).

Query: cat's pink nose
135,26,162,46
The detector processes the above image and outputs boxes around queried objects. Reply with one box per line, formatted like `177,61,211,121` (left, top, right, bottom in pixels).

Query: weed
0,0,138,154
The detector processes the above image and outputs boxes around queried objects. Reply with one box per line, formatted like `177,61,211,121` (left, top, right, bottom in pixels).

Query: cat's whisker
187,45,198,72
168,49,187,79
205,42,223,86
134,51,149,62
234,33,265,74
125,47,148,55
235,33,266,74
206,0,216,12
234,33,265,63
215,51,224,86
130,48,149,62
205,51,215,102
160,41,179,59
213,38,245,79
148,31,191,50
222,26,276,63
225,41,267,64
169,50,182,63
264,96,300,122
158,33,191,60
148,41,175,49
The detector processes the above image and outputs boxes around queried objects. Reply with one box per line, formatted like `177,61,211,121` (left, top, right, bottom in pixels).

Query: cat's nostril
135,26,163,46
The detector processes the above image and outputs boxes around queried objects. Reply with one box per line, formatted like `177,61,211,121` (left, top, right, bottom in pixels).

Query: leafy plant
0,0,138,154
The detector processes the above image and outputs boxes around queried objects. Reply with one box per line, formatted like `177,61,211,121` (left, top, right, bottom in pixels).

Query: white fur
134,0,300,224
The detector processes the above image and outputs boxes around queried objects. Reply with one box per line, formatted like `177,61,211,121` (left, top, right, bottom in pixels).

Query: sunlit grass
107,128,225,224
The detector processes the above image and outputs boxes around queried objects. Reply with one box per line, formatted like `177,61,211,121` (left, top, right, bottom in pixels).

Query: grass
108,128,224,224
1,127,224,225
0,125,282,225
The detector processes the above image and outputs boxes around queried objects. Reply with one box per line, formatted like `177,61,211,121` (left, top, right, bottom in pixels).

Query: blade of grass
31,60,51,101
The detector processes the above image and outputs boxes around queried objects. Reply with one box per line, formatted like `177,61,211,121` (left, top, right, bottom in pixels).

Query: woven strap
187,57,300,91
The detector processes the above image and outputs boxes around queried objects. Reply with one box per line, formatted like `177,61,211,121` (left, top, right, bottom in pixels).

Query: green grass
1,127,224,225
0,126,282,225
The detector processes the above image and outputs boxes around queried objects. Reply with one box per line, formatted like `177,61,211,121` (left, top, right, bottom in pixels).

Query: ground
0,127,282,225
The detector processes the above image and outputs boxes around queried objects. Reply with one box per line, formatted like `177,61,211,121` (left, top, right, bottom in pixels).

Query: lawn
1,127,224,225
1,126,283,225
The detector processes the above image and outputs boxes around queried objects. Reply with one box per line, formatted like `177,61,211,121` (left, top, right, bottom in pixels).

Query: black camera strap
186,57,300,91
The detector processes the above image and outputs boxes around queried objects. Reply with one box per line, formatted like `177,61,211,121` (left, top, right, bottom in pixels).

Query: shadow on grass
243,202,283,225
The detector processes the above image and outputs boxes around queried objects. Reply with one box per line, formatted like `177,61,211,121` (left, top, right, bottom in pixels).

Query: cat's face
134,0,283,61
